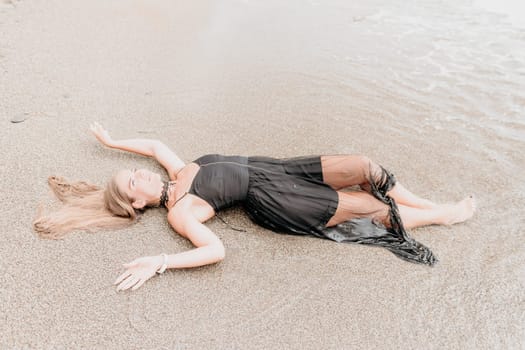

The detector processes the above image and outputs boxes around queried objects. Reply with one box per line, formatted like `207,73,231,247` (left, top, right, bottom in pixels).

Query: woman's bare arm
114,210,225,291
165,210,226,268
90,122,185,179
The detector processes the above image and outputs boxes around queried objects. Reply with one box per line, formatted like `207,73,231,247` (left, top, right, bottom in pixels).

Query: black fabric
190,154,337,232
319,165,438,266
189,154,437,266
189,155,249,211
244,156,339,235
247,156,325,182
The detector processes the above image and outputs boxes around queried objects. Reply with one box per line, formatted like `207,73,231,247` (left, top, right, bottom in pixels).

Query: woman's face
115,168,163,207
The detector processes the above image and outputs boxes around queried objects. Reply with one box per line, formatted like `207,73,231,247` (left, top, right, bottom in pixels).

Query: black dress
189,154,437,266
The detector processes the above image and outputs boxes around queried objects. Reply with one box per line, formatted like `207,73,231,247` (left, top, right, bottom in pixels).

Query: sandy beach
1,0,524,349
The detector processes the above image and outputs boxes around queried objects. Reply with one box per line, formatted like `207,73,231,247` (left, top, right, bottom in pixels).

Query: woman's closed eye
131,169,137,188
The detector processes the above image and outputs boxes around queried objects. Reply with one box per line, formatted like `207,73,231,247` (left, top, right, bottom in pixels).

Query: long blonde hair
33,175,138,239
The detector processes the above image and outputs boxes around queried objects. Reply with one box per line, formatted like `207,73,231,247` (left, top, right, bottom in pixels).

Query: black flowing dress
188,154,437,266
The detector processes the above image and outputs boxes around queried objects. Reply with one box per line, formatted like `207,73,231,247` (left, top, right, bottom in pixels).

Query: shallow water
200,0,525,167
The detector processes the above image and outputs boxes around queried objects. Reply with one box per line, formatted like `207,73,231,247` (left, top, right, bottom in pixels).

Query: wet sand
1,0,524,349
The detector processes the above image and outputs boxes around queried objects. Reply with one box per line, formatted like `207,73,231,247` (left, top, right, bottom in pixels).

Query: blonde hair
33,175,138,239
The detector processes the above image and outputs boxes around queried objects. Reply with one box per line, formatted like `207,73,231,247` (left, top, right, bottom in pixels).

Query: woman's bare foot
441,196,476,226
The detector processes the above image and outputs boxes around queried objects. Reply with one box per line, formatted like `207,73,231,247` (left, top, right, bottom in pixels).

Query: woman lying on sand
33,122,475,291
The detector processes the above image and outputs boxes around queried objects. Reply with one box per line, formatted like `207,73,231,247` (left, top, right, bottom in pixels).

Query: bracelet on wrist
156,253,168,274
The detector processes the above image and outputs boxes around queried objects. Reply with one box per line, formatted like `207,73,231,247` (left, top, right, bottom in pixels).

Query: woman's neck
159,181,176,207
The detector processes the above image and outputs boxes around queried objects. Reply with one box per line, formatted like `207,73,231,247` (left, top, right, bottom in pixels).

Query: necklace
159,181,175,207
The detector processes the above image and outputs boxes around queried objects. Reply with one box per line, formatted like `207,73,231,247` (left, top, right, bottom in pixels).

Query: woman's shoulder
166,195,216,230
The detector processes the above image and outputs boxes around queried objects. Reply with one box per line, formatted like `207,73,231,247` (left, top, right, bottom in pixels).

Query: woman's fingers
114,257,158,292
89,123,101,136
95,122,107,133
89,122,105,134
131,278,146,291
114,269,132,285
117,274,138,291
118,275,140,291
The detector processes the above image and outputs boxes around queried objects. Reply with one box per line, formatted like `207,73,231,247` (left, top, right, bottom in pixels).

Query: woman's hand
89,121,115,147
114,255,163,291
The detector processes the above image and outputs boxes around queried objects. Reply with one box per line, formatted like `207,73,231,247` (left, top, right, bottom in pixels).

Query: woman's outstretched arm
114,211,225,291
90,122,185,179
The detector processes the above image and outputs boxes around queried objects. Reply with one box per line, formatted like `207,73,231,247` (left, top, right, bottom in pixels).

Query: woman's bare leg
326,191,476,229
320,155,374,190
398,197,476,229
325,191,391,227
321,155,438,209
386,183,437,209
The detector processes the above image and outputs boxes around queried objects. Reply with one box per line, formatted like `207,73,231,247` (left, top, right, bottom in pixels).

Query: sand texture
1,0,524,349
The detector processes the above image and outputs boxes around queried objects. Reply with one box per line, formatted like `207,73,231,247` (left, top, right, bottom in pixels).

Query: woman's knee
354,155,375,176
320,155,379,190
